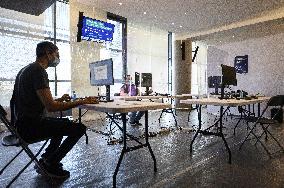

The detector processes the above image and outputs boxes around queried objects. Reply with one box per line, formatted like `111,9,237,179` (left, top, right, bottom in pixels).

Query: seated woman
120,75,144,126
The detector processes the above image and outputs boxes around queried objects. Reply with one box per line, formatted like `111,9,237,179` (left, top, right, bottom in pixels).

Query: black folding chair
0,104,49,187
239,95,284,156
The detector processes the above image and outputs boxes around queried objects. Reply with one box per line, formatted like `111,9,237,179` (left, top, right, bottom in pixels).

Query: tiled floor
0,108,284,188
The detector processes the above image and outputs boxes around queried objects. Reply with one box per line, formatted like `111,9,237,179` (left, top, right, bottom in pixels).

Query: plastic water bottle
72,91,77,100
240,90,243,98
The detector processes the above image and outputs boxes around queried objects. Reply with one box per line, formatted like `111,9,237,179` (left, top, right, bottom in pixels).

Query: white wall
207,33,284,116
207,33,284,96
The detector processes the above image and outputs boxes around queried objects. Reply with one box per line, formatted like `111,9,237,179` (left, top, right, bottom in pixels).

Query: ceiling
78,0,284,44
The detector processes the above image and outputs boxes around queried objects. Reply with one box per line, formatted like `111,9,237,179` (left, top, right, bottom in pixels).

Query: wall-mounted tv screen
77,12,115,43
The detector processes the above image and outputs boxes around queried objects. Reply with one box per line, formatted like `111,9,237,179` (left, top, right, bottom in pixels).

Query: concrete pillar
173,39,192,108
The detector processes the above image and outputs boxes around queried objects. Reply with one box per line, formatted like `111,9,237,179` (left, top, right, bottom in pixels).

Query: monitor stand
219,84,225,100
104,85,113,102
214,85,219,95
145,86,150,96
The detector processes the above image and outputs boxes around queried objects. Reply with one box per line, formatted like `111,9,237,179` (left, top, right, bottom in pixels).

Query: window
99,13,127,96
44,1,71,97
0,1,71,106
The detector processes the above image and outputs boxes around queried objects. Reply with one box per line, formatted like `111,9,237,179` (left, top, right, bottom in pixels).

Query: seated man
120,75,144,126
12,41,98,179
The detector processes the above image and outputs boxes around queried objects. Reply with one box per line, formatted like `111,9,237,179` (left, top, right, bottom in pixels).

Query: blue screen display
81,16,115,42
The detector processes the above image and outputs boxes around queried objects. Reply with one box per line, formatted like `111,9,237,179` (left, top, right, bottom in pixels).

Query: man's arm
36,88,97,112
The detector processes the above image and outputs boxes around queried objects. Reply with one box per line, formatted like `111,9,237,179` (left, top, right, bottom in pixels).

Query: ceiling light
185,12,187,15
118,2,122,5
144,12,147,14
232,35,235,38
179,25,182,28
172,22,175,25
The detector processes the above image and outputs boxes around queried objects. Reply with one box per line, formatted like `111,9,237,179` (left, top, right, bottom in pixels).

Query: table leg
190,105,202,152
145,111,157,172
219,106,231,164
113,113,127,187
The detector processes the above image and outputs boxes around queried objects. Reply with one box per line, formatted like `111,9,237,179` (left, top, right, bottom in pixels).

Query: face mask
48,57,60,67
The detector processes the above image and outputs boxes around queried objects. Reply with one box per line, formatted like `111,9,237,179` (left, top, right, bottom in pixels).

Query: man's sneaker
35,159,70,179
134,121,142,126
34,158,63,170
129,121,137,126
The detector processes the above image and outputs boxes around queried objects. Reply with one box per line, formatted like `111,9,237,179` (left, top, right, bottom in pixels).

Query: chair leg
6,140,49,187
265,128,284,152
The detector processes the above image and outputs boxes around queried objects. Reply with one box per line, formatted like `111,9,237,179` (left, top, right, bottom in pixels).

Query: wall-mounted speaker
181,41,185,60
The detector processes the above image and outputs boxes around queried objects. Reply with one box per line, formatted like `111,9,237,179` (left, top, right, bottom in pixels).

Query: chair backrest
267,95,284,107
0,104,7,117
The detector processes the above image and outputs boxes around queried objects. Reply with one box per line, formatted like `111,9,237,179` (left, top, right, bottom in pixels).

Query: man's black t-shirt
13,63,49,120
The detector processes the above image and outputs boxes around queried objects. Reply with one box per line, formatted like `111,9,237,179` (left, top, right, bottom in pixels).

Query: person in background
12,41,98,179
120,75,144,126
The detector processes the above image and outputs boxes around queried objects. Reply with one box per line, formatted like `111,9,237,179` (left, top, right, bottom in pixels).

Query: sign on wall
234,55,248,74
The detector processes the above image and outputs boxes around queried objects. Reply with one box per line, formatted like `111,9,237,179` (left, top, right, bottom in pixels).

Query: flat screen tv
77,12,115,43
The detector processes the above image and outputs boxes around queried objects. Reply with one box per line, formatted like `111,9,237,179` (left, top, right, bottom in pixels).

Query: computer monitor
89,58,114,101
135,72,140,86
221,64,237,86
220,64,237,99
141,73,152,95
208,76,221,94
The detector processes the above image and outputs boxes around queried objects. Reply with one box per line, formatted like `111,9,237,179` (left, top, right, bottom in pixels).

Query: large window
191,42,207,95
44,1,71,96
0,1,71,107
100,13,127,96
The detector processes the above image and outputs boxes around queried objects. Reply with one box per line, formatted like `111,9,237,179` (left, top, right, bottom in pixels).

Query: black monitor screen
135,72,140,86
221,64,237,86
89,58,114,86
141,73,152,87
208,76,221,88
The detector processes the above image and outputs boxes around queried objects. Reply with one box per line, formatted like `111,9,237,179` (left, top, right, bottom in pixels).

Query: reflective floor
0,108,284,188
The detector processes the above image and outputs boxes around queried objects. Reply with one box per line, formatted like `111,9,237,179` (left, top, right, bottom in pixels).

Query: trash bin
271,108,283,123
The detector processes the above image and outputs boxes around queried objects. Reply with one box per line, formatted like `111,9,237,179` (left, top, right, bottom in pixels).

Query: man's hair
36,41,58,58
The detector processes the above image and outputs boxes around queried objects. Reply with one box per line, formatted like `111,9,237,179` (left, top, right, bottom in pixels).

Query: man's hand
61,94,71,102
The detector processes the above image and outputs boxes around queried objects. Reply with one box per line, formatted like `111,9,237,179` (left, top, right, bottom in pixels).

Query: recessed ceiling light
179,25,182,28
154,15,157,18
172,22,175,25
118,2,122,5
144,12,147,14
184,12,187,15
232,35,235,38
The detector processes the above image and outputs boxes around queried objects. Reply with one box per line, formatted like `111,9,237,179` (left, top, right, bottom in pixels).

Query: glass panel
56,42,71,80
0,81,14,107
0,36,40,80
49,81,71,97
106,20,122,50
